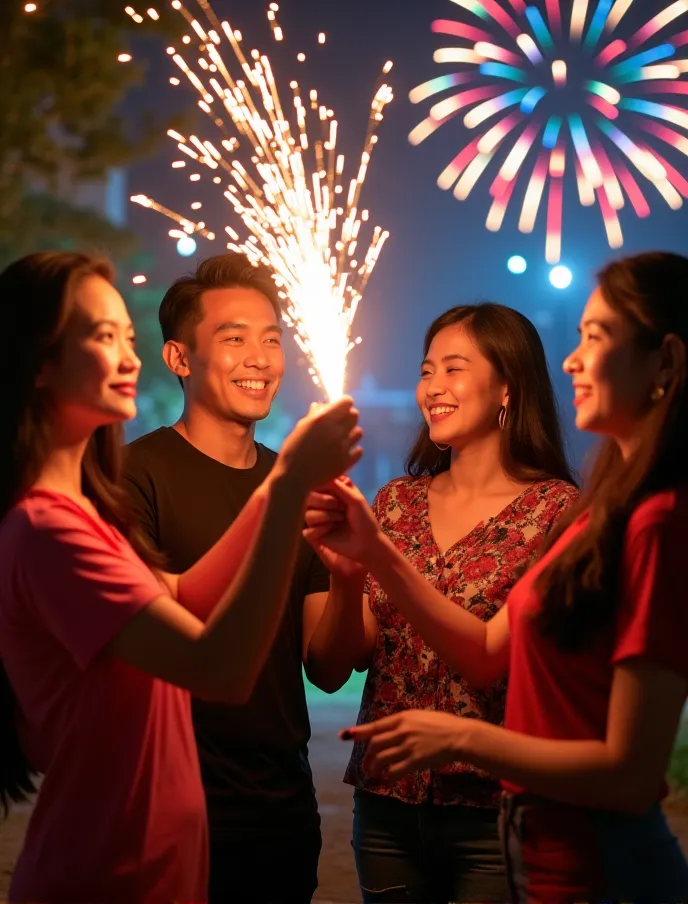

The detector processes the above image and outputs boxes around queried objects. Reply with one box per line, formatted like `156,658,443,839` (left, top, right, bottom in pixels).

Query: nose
562,343,582,375
119,339,141,375
425,372,447,398
243,340,270,369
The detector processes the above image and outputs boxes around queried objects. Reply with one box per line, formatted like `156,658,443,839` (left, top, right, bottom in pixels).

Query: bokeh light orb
550,265,573,290
176,235,198,257
507,255,527,275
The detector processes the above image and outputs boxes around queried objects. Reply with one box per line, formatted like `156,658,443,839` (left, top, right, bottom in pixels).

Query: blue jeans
500,792,688,903
352,789,508,902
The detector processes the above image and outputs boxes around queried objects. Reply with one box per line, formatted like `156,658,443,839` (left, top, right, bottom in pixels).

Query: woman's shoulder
373,475,428,503
531,478,580,506
513,479,579,530
628,484,688,537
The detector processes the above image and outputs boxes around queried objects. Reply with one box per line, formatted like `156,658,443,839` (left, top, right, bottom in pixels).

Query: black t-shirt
124,427,330,839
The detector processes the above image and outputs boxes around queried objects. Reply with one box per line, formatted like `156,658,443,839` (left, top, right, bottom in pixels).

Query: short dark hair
159,252,282,349
406,302,575,487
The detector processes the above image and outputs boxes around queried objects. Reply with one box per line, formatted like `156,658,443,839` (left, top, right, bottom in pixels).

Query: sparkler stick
125,1,393,400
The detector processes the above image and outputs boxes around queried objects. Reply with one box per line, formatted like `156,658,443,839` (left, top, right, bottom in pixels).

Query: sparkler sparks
410,0,688,263
126,1,393,400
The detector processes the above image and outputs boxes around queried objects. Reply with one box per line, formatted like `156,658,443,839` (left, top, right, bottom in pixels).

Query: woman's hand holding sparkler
275,397,363,494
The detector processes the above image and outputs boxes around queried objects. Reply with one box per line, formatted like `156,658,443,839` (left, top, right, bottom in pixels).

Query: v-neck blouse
344,475,579,808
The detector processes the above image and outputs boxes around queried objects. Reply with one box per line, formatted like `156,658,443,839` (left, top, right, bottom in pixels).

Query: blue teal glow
479,62,529,83
508,255,528,274
619,97,674,121
568,113,593,157
525,6,554,52
543,116,563,149
521,86,547,114
610,44,675,77
584,0,614,50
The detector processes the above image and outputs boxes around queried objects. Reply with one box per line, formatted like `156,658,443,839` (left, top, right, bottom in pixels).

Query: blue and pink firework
410,0,688,263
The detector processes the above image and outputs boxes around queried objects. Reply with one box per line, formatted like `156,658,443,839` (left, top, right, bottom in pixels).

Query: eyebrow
421,353,471,367
213,321,283,336
578,318,612,334
92,319,134,331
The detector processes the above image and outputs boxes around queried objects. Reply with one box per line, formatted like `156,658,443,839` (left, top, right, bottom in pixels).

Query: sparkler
410,0,688,263
126,1,393,400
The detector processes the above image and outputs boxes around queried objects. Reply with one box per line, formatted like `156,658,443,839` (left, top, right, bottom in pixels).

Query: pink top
504,487,688,797
0,490,208,903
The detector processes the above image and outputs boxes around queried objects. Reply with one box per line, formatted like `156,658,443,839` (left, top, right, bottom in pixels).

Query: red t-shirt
0,490,208,903
504,486,688,796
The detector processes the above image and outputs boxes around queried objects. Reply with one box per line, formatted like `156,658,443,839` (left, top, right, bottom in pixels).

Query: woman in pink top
0,251,362,904
306,251,688,902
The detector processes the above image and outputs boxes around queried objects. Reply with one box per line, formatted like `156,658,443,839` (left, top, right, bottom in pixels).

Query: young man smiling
124,253,363,903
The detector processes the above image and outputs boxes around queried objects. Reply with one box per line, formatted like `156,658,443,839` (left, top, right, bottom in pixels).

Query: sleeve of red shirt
19,503,165,671
613,504,688,684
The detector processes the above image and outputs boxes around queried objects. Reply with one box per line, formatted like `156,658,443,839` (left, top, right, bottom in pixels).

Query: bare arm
109,398,363,703
125,465,268,620
108,471,309,703
368,533,510,687
303,578,377,693
350,661,687,815
173,488,268,620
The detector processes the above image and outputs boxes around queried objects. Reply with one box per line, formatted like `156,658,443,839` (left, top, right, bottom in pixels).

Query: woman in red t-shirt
0,251,362,904
306,251,688,902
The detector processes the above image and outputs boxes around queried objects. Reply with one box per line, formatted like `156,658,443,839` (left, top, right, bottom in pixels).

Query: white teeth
235,380,266,390
430,406,456,415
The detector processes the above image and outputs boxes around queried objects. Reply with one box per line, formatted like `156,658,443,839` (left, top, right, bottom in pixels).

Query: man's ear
162,340,191,379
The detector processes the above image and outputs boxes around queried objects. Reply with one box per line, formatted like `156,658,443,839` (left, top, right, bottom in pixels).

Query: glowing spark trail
126,2,393,400
410,0,688,262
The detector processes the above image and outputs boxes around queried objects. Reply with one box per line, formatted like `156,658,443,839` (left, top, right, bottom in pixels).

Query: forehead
426,323,478,357
199,286,279,327
581,287,618,322
72,274,129,322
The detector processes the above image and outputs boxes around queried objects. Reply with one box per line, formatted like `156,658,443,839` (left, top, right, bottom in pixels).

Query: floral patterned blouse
344,475,579,809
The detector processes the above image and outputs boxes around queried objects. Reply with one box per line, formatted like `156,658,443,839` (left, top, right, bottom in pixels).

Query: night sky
126,0,688,472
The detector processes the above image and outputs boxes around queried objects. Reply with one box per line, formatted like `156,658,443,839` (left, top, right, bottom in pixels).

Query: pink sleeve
20,505,165,670
613,512,688,683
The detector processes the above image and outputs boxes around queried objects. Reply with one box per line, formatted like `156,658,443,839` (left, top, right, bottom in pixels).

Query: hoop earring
498,406,507,431
434,442,450,452
651,385,666,402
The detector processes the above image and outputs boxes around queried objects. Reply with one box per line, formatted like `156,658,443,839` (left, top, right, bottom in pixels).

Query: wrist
451,713,480,760
362,529,396,572
264,468,309,507
332,568,366,590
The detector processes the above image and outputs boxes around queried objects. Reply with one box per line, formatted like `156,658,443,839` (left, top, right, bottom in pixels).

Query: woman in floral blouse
305,303,578,903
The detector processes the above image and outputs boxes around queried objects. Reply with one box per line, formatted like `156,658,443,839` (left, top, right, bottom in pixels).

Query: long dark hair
536,251,688,651
0,251,162,816
406,303,575,485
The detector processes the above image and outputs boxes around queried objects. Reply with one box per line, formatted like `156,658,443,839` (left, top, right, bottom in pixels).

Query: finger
303,526,333,544
304,509,344,527
339,715,398,741
342,446,363,471
363,744,407,773
385,759,416,779
346,427,364,447
306,492,344,511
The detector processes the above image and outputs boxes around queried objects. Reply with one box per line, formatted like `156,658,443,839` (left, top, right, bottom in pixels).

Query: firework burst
127,1,393,400
410,0,688,263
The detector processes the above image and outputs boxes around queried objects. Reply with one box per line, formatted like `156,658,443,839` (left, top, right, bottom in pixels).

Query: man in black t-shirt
124,253,357,904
